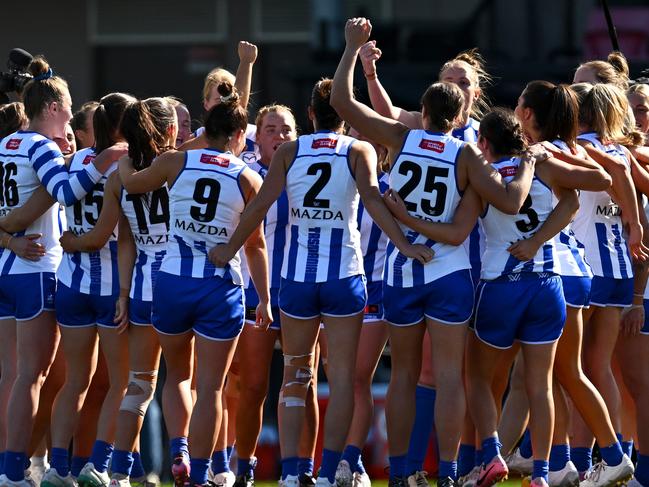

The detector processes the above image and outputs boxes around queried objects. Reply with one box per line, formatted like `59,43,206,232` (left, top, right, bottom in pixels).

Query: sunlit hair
22,56,70,120
421,82,464,132
576,51,629,90
439,48,491,119
202,67,236,103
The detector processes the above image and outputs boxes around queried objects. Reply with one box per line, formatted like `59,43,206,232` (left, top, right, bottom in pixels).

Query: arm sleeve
30,140,103,206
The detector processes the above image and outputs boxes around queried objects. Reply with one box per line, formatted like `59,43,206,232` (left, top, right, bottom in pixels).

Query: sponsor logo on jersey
5,139,21,150
82,154,96,165
135,234,169,245
497,165,517,178
291,207,344,220
596,204,621,217
312,138,337,150
175,219,228,236
200,153,230,167
419,139,445,153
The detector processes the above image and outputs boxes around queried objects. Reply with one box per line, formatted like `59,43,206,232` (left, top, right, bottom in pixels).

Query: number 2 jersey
571,132,632,279
57,147,119,295
281,132,363,283
160,148,248,284
480,157,558,280
121,186,169,302
385,130,470,287
0,132,103,275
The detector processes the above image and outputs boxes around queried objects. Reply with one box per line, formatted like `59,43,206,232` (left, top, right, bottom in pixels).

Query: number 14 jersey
282,132,363,283
385,130,470,287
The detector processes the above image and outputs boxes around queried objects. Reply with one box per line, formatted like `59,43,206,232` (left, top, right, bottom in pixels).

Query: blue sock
227,446,234,462
406,385,436,474
622,441,634,458
481,437,501,465
89,440,113,473
439,460,458,481
533,460,549,482
170,437,189,460
636,454,649,486
50,447,70,477
320,449,342,483
211,449,230,475
600,441,624,467
4,451,26,481
549,445,570,472
571,447,592,473
0,452,4,476
131,452,146,478
190,458,211,485
341,445,365,475
71,456,89,478
475,450,483,466
458,444,476,476
237,458,256,478
519,430,533,459
389,454,407,479
298,458,314,476
111,450,134,476
281,457,299,480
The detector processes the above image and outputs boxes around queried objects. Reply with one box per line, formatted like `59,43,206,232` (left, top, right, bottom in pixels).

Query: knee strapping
120,370,157,416
279,353,313,408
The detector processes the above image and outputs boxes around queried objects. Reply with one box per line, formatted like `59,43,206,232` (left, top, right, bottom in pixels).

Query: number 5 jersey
385,130,470,287
57,147,119,295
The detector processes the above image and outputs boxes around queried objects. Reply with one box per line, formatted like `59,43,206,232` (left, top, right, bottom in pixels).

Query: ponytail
522,80,578,147
204,81,248,141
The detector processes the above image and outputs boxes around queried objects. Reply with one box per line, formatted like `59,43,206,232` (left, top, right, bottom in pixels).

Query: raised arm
359,41,423,129
383,185,482,246
352,141,433,263
234,41,258,110
0,185,54,233
59,171,122,252
330,18,408,151
209,142,292,267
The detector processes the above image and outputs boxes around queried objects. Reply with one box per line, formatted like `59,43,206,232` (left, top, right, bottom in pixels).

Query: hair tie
220,93,234,103
33,68,53,81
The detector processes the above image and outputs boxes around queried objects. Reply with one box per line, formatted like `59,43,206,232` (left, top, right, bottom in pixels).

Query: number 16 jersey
281,132,363,283
385,130,470,287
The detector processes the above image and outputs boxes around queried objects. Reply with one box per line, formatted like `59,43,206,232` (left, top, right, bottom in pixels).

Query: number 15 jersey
385,130,470,287
281,132,363,283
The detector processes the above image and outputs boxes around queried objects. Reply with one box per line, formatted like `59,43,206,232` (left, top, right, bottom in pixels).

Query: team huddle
0,15,649,487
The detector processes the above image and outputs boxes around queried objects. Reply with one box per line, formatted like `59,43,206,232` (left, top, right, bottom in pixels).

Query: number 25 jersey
281,132,363,283
385,130,470,287
160,149,248,285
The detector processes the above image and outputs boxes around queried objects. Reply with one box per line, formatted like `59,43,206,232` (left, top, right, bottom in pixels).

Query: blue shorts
56,281,117,327
474,273,566,349
589,276,634,308
130,298,152,326
279,275,367,319
152,271,244,341
0,272,56,321
561,276,592,308
383,269,474,326
363,280,384,323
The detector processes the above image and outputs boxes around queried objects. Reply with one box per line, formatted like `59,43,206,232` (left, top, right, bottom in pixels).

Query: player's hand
95,142,128,173
345,18,372,50
383,189,410,222
114,296,130,333
626,221,649,262
507,237,541,262
621,304,644,336
238,41,258,64
254,301,273,331
209,243,235,268
9,234,45,261
59,231,80,253
524,143,551,165
400,243,434,265
359,41,381,74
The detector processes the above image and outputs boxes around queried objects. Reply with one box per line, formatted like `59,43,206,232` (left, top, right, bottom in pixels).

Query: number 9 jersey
160,148,248,284
385,130,470,287
281,132,363,283
57,147,119,295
